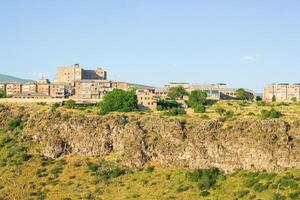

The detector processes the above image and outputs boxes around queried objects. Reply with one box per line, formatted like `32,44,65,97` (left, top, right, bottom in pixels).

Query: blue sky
0,0,300,92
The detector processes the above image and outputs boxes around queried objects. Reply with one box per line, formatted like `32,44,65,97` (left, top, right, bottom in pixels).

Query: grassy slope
1,101,300,199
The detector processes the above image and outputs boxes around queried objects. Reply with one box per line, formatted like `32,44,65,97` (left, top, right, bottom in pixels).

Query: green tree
235,88,250,100
256,96,262,101
188,90,207,109
0,89,5,98
157,100,180,111
272,95,276,102
167,86,188,100
98,89,137,115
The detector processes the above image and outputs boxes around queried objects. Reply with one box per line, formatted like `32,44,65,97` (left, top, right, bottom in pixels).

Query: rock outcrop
1,104,300,172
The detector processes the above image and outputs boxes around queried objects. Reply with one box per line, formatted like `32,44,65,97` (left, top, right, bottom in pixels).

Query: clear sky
1,0,300,92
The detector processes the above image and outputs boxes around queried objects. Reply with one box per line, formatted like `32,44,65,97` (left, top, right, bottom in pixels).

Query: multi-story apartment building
21,83,37,94
37,79,51,96
74,80,130,99
50,83,70,98
6,83,22,97
136,88,159,110
263,83,300,102
55,64,107,84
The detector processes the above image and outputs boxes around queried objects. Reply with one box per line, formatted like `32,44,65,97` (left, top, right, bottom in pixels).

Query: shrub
86,161,126,181
50,166,64,178
0,89,5,98
277,175,298,190
64,100,76,109
36,169,48,178
224,110,234,119
261,108,282,119
289,191,300,200
235,190,250,198
272,95,276,102
273,193,286,200
164,108,186,116
256,101,266,106
98,89,137,115
291,97,297,103
6,117,22,131
215,107,226,116
176,185,191,193
37,102,47,106
253,182,269,192
157,100,180,111
146,166,155,173
200,191,210,197
51,103,60,112
187,167,222,191
194,104,206,113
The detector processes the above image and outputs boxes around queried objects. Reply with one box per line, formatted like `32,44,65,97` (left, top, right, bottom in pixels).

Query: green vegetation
64,99,76,109
167,86,188,100
51,102,60,112
261,108,282,119
235,88,252,100
157,100,180,111
0,89,5,98
98,89,137,115
215,107,234,118
272,95,276,102
194,104,206,113
163,107,186,116
188,90,207,113
187,167,222,192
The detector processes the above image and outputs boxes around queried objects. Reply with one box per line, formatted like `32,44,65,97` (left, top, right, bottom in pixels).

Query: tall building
55,64,107,84
263,83,300,102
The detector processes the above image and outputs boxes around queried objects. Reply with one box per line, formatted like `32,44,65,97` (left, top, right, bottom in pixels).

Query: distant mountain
0,74,32,83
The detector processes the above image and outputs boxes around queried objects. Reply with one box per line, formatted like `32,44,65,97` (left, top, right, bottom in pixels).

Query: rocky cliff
1,104,300,172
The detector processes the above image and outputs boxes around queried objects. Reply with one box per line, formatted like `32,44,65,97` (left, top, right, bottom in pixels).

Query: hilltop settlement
0,64,300,110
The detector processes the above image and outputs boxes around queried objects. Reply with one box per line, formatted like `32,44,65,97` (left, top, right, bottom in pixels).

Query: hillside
0,74,32,83
1,101,300,199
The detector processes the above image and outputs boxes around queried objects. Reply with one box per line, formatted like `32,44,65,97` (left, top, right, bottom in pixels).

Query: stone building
6,83,22,97
263,83,300,102
50,83,70,98
21,83,37,94
37,79,51,96
55,64,107,84
74,80,129,99
136,88,159,110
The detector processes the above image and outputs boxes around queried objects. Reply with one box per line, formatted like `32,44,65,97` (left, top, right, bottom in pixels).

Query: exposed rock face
1,104,300,172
